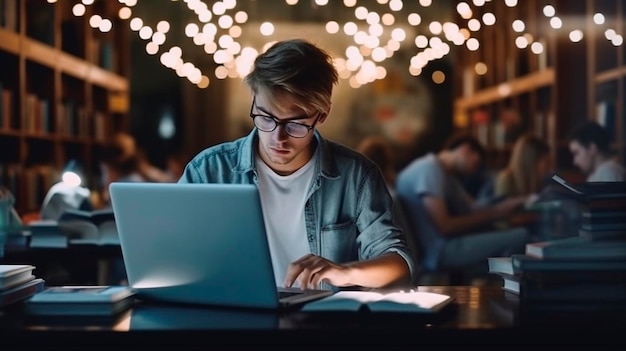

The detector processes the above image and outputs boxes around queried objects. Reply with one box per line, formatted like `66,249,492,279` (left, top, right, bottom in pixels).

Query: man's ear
317,105,331,124
317,112,329,124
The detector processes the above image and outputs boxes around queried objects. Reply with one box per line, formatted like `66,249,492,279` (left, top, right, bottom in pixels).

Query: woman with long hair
495,133,551,197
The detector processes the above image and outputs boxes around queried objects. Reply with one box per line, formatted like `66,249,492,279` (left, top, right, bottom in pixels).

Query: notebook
108,182,333,309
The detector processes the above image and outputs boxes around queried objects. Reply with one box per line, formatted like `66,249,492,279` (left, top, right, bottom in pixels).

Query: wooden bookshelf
0,0,129,215
453,0,597,176
586,0,626,166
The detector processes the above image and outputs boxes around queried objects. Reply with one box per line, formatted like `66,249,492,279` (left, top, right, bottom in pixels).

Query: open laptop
108,182,333,310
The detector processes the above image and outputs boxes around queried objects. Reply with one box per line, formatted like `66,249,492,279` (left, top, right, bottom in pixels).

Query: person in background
93,132,146,209
94,132,146,285
569,120,626,182
136,148,175,183
493,133,554,237
495,133,551,198
396,133,530,280
178,39,415,291
163,150,188,182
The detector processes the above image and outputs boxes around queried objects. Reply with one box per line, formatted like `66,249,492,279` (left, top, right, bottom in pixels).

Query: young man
178,39,415,291
396,134,530,276
569,120,626,182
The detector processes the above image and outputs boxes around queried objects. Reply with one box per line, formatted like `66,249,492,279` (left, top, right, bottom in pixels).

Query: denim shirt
178,129,416,288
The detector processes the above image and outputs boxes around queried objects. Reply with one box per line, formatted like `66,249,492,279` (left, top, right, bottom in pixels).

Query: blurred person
94,132,146,209
493,133,555,237
569,120,625,182
163,150,188,182
495,133,552,197
396,133,530,279
94,132,146,285
136,148,173,183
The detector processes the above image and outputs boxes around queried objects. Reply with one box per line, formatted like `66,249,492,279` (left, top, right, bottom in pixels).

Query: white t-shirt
255,152,316,287
588,158,626,182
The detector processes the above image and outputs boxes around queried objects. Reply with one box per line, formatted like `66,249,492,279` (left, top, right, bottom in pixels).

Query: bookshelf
586,0,626,166
453,0,591,176
0,0,129,215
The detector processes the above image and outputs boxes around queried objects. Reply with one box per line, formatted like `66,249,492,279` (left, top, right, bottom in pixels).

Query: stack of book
578,190,626,240
25,285,137,319
488,236,626,310
551,175,626,240
0,264,46,308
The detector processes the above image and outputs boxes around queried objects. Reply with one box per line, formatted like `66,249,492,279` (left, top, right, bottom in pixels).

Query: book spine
0,279,45,306
512,254,626,271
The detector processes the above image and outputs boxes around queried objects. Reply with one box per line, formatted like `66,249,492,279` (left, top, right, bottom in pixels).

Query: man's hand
283,254,351,289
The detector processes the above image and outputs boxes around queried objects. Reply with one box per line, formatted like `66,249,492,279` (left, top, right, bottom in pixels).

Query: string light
53,0,622,88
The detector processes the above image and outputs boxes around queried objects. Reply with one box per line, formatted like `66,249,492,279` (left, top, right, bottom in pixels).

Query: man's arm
283,252,411,290
422,195,527,238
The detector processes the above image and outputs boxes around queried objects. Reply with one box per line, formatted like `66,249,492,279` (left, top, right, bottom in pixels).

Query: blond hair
243,39,338,115
503,133,550,195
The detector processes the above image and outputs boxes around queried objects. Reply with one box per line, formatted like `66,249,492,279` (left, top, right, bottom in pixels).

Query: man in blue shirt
396,134,529,278
178,39,415,290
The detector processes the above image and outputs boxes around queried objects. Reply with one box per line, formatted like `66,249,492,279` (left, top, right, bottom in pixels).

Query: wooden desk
1,286,624,348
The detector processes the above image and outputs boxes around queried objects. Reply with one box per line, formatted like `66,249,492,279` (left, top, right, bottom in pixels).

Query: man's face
569,140,596,174
252,93,325,175
455,144,482,175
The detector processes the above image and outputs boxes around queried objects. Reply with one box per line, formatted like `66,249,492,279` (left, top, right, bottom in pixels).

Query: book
1,272,35,292
512,253,626,272
580,211,626,231
502,276,520,295
580,222,626,232
300,290,454,313
488,271,522,294
581,210,626,222
28,220,68,248
0,264,35,288
525,237,626,260
551,175,626,199
578,228,626,241
492,269,626,295
1,278,45,307
25,285,136,316
28,285,135,303
58,208,119,245
488,256,517,276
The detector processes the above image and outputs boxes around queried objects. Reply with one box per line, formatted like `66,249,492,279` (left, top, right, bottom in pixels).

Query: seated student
495,133,551,198
93,132,146,210
396,133,531,280
493,133,553,237
569,120,626,182
178,39,415,291
95,132,147,285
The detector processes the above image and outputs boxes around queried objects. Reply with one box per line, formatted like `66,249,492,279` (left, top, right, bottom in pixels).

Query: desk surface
1,285,624,348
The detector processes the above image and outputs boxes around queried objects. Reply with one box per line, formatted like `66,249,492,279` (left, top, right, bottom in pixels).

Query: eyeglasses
249,97,320,138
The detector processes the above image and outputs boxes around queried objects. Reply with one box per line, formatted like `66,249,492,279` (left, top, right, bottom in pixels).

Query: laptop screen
109,182,283,309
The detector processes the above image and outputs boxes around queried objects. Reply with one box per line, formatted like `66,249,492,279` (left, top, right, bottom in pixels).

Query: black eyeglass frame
249,97,320,138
